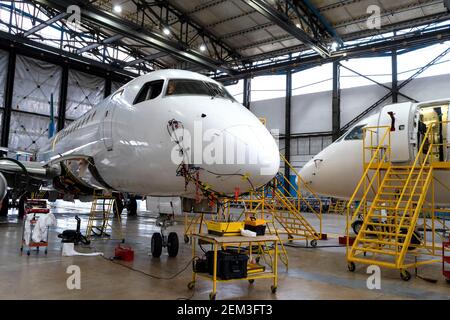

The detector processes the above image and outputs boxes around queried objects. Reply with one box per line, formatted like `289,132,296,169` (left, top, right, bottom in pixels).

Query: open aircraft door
378,102,416,163
101,98,116,152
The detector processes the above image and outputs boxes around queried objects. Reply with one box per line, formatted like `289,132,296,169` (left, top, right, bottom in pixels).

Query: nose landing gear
150,213,179,258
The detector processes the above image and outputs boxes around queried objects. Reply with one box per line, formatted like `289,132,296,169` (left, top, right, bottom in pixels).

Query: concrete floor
0,202,449,300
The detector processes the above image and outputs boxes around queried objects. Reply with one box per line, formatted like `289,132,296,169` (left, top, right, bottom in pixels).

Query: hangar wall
250,73,450,170
0,51,126,156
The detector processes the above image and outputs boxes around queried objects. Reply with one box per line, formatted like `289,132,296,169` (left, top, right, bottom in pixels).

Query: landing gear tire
167,232,179,257
209,293,216,300
151,232,163,258
352,220,363,235
184,235,190,244
127,197,137,216
0,193,9,217
113,194,124,217
310,239,318,248
400,269,411,282
348,262,356,272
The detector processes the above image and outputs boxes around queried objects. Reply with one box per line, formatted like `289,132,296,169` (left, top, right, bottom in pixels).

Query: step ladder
328,199,348,215
346,123,446,280
348,165,433,270
86,196,124,241
263,155,323,247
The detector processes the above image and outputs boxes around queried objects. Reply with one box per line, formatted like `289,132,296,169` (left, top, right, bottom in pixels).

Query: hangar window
134,80,164,104
345,124,366,141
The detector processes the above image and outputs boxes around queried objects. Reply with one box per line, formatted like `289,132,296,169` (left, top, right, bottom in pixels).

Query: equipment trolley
188,233,279,300
20,200,50,256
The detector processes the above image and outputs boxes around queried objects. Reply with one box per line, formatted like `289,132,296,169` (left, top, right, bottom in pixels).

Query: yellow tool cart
188,233,279,300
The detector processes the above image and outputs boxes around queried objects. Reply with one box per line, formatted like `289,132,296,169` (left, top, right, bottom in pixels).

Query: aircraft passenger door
378,102,416,163
101,89,123,151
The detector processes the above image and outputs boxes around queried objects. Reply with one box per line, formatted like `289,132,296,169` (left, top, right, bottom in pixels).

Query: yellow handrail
279,153,323,223
346,126,391,223
395,123,436,233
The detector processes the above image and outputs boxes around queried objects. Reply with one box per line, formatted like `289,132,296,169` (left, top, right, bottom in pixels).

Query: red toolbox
443,239,450,283
115,245,134,262
339,236,355,246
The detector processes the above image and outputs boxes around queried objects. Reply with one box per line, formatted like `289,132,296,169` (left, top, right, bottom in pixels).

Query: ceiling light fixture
199,44,207,52
163,27,171,35
113,5,122,13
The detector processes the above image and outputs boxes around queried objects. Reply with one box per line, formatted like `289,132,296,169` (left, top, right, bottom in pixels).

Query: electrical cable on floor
87,242,199,280
100,254,197,280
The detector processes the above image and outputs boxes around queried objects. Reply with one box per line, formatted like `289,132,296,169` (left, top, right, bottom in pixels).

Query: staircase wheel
348,262,356,272
151,232,163,258
310,239,318,248
400,269,411,282
184,234,190,244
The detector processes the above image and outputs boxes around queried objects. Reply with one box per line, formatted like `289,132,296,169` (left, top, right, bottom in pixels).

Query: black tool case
206,250,249,280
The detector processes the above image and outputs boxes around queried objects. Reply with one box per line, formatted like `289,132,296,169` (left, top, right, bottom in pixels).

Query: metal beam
243,78,251,109
246,0,330,57
216,26,450,82
392,49,398,103
57,64,68,132
340,46,450,133
1,50,16,147
332,62,341,141
0,30,136,79
22,11,68,37
299,0,343,45
124,52,168,67
104,77,112,98
76,34,124,54
339,64,416,102
285,69,292,181
33,0,235,74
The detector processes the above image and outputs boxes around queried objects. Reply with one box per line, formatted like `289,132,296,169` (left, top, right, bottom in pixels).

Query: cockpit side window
133,80,164,105
344,124,366,141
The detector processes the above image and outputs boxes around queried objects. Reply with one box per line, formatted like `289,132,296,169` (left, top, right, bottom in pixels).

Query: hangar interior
0,0,450,300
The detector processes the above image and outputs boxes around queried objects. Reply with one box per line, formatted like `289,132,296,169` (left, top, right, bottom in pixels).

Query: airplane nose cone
299,159,316,188
202,124,280,194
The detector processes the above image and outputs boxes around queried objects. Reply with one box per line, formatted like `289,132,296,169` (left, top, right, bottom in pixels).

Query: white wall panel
9,112,49,152
66,70,104,120
401,73,450,102
250,97,285,134
12,55,61,116
340,84,390,128
291,91,332,134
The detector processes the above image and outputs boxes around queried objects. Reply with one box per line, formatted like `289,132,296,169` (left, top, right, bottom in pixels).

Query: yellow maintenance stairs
86,194,124,242
346,122,450,280
328,199,348,215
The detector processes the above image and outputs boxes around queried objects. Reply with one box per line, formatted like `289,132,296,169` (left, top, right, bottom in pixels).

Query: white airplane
0,69,280,256
300,99,449,207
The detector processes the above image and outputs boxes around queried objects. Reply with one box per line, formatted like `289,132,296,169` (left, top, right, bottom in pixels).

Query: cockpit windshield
344,124,366,141
165,79,236,102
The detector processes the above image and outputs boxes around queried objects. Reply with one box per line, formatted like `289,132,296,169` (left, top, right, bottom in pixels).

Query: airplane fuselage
37,70,280,198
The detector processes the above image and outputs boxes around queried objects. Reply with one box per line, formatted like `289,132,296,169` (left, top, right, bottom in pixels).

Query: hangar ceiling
0,0,449,80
